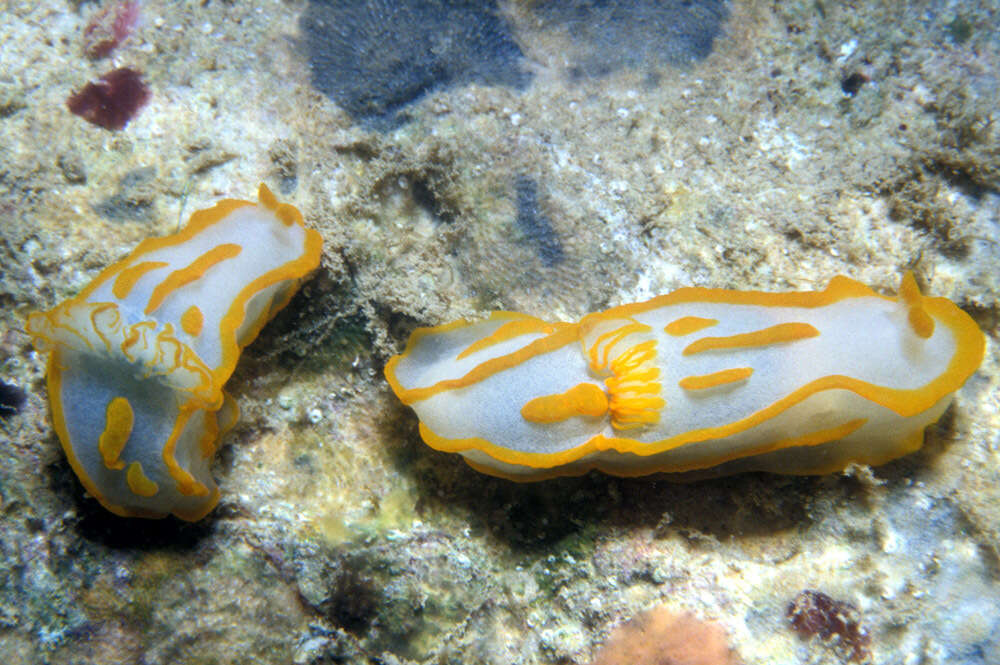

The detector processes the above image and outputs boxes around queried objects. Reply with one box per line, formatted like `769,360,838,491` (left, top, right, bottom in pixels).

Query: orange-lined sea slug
27,184,322,520
385,273,985,480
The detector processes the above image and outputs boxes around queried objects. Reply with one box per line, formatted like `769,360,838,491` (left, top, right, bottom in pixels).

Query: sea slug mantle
386,273,985,480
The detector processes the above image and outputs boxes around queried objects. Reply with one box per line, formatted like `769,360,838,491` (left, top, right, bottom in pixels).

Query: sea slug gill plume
27,184,322,520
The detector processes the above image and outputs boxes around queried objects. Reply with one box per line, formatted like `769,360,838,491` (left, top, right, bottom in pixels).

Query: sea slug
385,274,984,480
27,184,322,519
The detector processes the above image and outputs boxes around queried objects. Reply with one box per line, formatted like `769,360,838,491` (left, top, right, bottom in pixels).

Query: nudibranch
385,274,985,480
27,185,322,519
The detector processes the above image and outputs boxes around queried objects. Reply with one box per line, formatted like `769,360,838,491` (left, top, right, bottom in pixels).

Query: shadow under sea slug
386,273,984,480
27,185,322,520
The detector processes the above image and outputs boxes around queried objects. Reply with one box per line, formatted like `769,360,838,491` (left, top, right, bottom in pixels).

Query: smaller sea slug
27,185,322,520
385,274,985,480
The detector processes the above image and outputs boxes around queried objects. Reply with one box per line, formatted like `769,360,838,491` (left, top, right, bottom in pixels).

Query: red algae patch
787,589,871,662
83,0,141,59
589,606,737,665
66,67,150,130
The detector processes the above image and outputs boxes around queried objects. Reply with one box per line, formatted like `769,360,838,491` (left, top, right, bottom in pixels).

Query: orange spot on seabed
589,606,737,665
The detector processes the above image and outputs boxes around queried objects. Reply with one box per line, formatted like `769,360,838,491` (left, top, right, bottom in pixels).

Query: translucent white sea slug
27,185,322,520
385,273,985,480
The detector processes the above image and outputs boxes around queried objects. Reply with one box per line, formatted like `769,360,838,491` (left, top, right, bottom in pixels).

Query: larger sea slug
385,273,985,480
27,184,322,520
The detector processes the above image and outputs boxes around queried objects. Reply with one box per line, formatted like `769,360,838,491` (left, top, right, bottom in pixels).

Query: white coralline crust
27,184,322,520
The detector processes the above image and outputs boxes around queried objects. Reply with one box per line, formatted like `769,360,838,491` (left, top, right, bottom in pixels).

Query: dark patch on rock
531,0,728,76
514,175,564,267
946,14,974,44
324,565,380,634
787,589,871,662
66,67,150,131
964,302,1000,336
300,0,530,129
57,152,88,184
0,379,27,418
841,71,868,96
294,549,382,636
411,176,454,224
92,167,157,222
184,139,237,176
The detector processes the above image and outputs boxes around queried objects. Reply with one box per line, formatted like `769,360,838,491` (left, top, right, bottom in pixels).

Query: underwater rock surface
0,0,999,664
